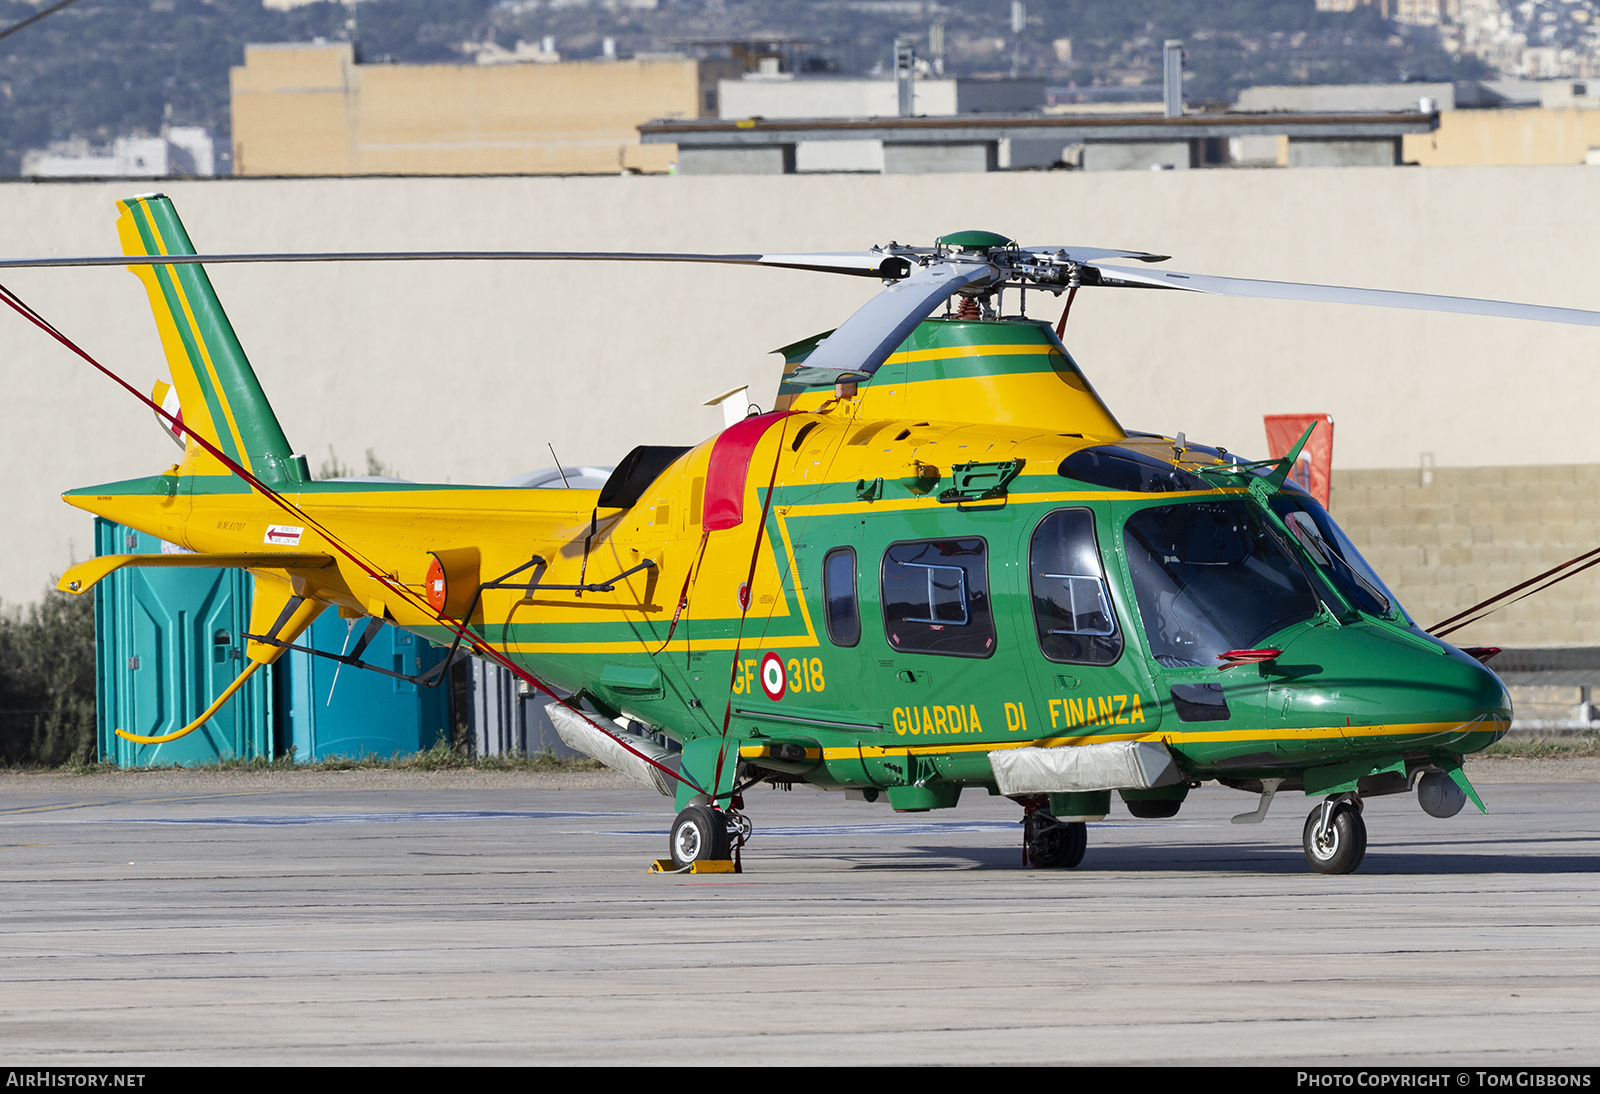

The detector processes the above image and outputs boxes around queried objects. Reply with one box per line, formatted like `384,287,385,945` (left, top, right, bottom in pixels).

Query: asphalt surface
0,763,1595,1065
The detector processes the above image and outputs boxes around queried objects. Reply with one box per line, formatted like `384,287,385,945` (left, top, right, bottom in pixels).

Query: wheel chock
650,858,737,874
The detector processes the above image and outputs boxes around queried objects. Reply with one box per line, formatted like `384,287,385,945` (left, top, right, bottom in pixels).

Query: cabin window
1029,509,1122,665
822,547,860,647
880,538,995,658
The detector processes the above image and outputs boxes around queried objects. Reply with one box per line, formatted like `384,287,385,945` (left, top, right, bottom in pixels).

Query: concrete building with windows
21,129,219,178
644,111,1436,175
716,73,1050,171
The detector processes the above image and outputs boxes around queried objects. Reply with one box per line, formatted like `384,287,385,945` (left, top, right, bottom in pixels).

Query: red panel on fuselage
702,412,795,531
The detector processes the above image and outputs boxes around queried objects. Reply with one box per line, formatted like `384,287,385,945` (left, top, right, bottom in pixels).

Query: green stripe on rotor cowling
779,318,1078,392
126,198,296,478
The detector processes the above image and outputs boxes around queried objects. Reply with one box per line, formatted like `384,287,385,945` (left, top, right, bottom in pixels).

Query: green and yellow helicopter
12,195,1600,875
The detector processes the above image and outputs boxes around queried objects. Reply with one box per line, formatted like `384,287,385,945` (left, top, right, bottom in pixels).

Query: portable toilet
93,519,273,766
285,611,452,761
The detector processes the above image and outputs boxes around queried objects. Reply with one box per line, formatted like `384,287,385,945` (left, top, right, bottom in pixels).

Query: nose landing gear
1302,795,1367,874
666,796,750,872
670,803,729,867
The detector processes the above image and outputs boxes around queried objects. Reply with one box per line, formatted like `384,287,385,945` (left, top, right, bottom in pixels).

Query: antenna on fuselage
548,444,571,488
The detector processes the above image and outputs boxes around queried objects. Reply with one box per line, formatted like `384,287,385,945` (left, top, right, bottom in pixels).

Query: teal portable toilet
286,612,452,761
93,519,273,766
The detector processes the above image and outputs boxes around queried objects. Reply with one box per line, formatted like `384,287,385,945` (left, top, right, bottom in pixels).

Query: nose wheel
670,803,731,868
1302,797,1367,874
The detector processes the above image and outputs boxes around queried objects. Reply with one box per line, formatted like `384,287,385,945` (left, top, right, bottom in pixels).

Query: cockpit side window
1029,509,1122,665
881,538,995,658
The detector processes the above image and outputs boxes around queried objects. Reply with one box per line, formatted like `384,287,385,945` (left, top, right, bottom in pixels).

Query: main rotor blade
804,262,994,376
0,249,909,277
755,252,916,277
1087,262,1600,328
1021,246,1170,264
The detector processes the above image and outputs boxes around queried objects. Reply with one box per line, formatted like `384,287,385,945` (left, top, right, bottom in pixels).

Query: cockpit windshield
1123,500,1321,668
1269,492,1409,623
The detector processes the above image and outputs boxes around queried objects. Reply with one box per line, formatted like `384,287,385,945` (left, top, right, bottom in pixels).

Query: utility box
285,611,452,761
466,658,583,759
93,519,274,766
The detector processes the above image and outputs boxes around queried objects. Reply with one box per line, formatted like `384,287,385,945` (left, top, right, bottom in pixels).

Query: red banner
1263,413,1334,508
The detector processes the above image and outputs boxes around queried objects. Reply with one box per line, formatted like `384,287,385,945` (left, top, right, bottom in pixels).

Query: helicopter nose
1276,626,1511,755
1414,646,1510,738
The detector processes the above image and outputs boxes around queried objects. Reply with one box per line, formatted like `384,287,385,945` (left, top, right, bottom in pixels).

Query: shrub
0,586,96,766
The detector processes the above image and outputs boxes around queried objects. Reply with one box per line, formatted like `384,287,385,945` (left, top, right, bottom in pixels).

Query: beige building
1405,105,1600,166
230,43,739,176
1240,80,1600,168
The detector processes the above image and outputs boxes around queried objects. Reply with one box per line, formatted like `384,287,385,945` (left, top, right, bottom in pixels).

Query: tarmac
0,758,1595,1066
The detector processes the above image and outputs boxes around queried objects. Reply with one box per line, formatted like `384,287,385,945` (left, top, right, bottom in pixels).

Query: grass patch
1484,732,1600,759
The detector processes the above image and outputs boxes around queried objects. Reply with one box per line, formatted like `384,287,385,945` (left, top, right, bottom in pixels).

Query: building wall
1333,465,1600,650
4,166,1600,612
231,45,356,175
1404,107,1600,165
231,44,732,176
1238,82,1454,112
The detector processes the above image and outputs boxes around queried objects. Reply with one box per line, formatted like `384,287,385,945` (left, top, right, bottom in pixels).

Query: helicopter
13,194,1600,876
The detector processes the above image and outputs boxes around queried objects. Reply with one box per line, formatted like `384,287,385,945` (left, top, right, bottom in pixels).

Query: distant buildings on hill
22,27,1600,179
1321,0,1600,79
20,128,219,179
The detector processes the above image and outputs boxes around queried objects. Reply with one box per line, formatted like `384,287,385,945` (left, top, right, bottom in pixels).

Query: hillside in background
0,0,1492,175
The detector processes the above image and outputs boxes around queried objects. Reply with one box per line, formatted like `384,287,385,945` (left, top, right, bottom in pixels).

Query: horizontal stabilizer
58,552,334,594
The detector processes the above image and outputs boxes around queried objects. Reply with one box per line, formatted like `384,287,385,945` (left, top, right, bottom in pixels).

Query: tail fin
117,194,302,484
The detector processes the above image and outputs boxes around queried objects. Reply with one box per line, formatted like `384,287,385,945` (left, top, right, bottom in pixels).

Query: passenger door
1020,506,1162,743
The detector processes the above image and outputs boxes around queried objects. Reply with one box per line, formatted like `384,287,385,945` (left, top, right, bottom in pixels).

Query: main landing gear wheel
670,803,730,868
1302,801,1367,875
1025,813,1087,869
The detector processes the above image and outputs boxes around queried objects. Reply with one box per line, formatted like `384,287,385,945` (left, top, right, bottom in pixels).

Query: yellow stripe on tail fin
116,194,303,484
